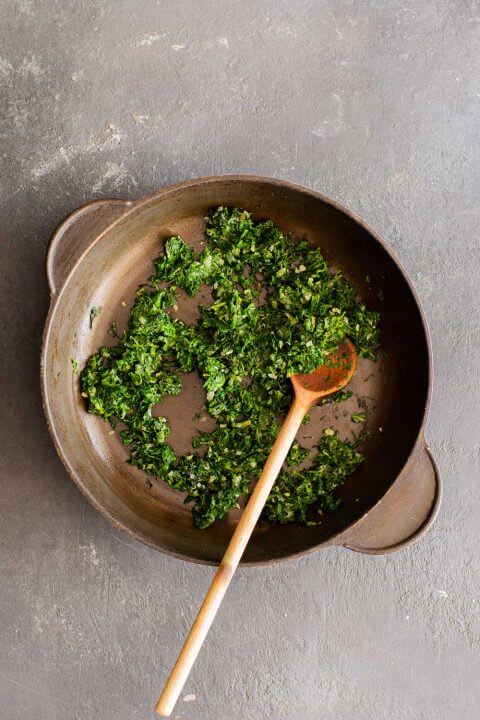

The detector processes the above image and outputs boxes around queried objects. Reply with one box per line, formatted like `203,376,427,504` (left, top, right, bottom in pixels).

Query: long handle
156,397,307,716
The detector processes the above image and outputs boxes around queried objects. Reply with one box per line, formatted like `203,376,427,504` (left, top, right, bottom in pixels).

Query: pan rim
40,174,433,566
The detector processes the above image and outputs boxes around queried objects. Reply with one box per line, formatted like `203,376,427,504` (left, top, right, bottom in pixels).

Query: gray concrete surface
1,1,479,718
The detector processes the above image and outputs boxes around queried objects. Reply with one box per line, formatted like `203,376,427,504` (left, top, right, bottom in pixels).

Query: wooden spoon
156,338,357,716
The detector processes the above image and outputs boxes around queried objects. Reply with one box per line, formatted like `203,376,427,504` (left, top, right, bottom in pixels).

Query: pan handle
339,442,441,555
46,199,133,295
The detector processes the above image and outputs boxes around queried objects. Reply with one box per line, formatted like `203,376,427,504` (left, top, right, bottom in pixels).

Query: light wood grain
155,398,307,717
155,339,357,716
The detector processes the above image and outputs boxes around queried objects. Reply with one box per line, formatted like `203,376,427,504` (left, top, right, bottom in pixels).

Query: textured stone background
1,1,479,719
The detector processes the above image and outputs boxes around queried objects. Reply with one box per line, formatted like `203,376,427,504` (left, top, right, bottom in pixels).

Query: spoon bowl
291,338,357,404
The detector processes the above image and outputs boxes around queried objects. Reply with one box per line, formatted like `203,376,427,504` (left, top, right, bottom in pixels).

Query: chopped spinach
89,306,102,329
264,430,364,523
81,207,379,528
351,412,367,423
287,442,310,467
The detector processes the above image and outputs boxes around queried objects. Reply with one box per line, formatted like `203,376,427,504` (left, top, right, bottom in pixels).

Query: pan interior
44,179,429,564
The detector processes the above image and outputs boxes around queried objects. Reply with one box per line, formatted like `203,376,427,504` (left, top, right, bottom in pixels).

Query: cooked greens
89,306,102,329
351,412,367,424
81,207,379,528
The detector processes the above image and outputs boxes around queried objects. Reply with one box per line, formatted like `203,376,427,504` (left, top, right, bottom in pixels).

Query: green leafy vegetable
81,207,379,528
264,431,364,523
287,442,310,467
351,412,366,423
89,306,102,329
108,321,119,338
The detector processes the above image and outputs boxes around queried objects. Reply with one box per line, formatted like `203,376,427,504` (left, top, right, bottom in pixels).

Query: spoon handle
155,397,307,717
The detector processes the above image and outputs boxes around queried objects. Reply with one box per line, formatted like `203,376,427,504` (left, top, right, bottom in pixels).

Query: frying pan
41,176,441,565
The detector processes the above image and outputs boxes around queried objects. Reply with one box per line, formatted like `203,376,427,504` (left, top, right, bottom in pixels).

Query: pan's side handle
339,442,441,555
47,199,133,296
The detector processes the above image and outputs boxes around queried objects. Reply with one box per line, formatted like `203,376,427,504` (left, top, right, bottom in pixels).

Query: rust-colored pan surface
41,176,441,565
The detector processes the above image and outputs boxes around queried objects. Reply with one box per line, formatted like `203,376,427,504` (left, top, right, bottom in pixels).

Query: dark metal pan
41,176,441,565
